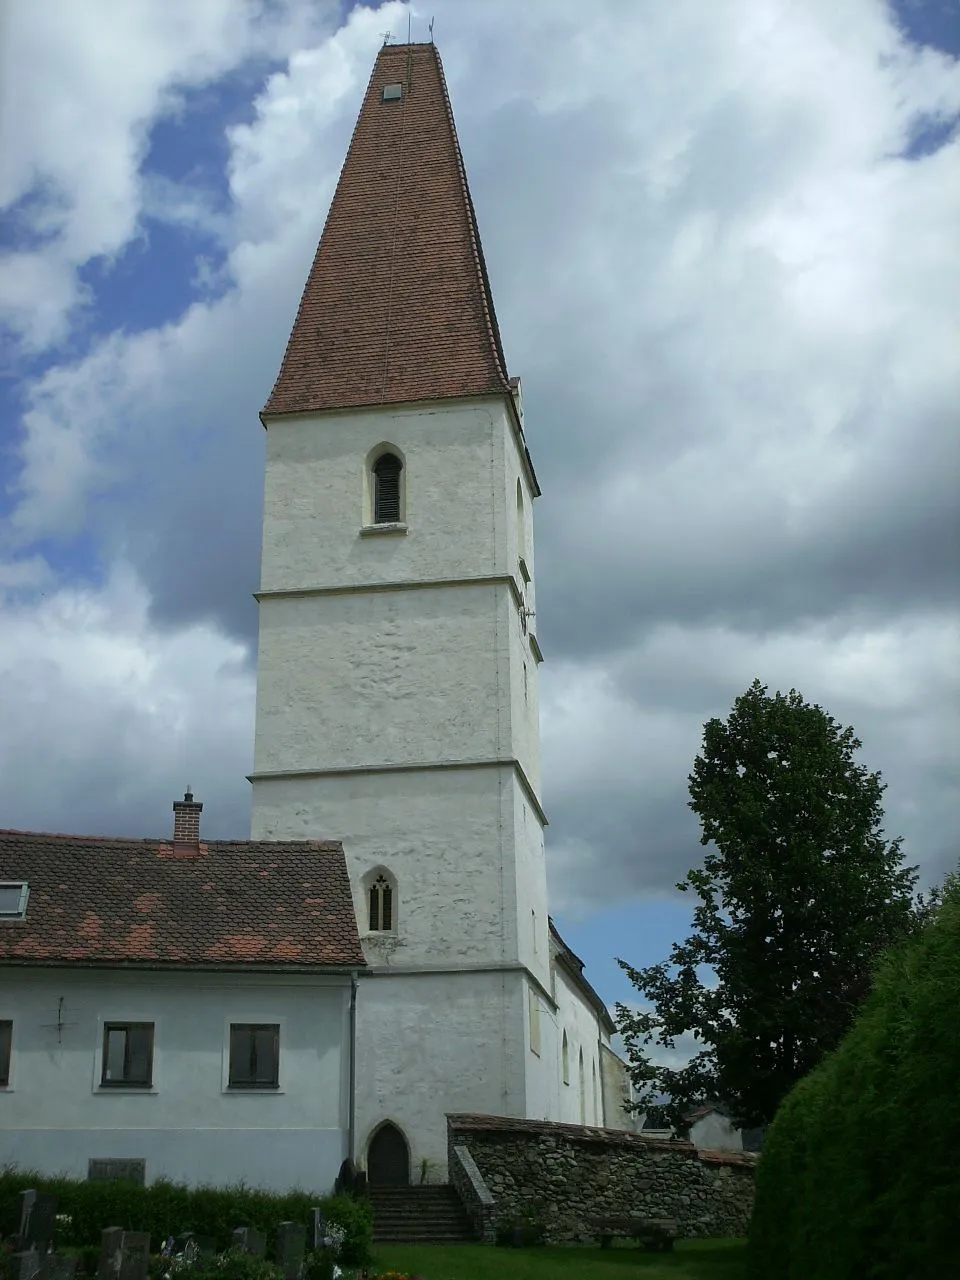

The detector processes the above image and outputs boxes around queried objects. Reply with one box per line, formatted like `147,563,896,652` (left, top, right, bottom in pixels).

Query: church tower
250,42,558,1177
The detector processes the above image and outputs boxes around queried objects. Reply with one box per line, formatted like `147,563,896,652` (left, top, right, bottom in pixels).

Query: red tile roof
0,830,365,968
264,42,512,416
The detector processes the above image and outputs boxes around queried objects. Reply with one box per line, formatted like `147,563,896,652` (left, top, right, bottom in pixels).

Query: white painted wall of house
0,968,351,1192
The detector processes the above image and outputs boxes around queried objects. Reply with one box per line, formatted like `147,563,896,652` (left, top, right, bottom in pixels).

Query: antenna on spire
428,16,435,43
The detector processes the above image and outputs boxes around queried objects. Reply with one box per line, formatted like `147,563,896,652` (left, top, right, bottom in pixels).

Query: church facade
249,40,633,1181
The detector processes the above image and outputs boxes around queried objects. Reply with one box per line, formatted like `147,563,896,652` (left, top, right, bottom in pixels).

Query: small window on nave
562,1030,570,1085
368,874,394,932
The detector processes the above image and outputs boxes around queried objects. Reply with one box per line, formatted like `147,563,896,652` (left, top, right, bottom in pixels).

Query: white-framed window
363,867,397,933
227,1023,280,1090
0,883,29,920
101,1022,154,1088
0,1019,12,1087
93,1015,159,1094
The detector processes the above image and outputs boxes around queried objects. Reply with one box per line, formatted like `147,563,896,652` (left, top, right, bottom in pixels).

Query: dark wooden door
368,1122,409,1187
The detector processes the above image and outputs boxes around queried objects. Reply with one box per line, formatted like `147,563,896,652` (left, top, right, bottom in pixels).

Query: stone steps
369,1185,475,1243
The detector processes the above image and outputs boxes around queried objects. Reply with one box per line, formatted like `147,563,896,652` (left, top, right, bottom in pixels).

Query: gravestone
275,1223,305,1280
97,1228,124,1280
170,1235,197,1261
19,1192,58,1252
193,1237,216,1259
10,1254,40,1280
117,1232,150,1280
231,1229,266,1257
308,1209,326,1252
88,1161,146,1187
40,1257,78,1280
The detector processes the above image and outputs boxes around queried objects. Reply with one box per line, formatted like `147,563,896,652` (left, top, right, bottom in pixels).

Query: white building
248,39,633,1184
0,800,363,1192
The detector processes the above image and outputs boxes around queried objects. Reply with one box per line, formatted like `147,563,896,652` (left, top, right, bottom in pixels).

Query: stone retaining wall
447,1113,755,1242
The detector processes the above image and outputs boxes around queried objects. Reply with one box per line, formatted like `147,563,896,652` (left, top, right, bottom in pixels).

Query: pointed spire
264,43,512,417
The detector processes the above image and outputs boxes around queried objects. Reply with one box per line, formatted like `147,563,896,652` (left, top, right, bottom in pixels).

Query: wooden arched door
368,1122,409,1187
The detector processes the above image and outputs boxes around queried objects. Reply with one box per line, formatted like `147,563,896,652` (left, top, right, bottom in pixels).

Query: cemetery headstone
275,1223,305,1280
10,1254,40,1280
97,1228,124,1280
19,1193,58,1253
39,1256,78,1280
308,1210,326,1252
231,1229,266,1257
117,1232,150,1280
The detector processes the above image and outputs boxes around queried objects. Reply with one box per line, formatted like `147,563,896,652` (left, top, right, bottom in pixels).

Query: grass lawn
362,1238,747,1279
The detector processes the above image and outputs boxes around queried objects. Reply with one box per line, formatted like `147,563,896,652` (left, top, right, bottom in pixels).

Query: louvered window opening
369,875,393,931
373,453,403,523
229,1023,280,1088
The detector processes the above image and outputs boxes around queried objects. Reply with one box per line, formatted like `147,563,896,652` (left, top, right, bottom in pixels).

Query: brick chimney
172,788,203,849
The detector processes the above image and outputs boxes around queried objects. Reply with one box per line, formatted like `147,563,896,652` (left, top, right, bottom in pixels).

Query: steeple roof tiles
264,42,511,416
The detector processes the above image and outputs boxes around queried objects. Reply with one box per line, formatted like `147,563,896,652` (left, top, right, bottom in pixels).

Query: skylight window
0,883,29,919
382,83,403,102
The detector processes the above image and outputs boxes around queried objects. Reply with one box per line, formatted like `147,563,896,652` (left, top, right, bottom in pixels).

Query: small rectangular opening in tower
382,83,403,102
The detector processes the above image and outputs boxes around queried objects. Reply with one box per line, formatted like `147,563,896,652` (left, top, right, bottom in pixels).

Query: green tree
616,679,918,1131
747,872,960,1279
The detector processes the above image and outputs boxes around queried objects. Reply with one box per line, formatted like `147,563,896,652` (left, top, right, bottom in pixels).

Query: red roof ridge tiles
263,42,512,417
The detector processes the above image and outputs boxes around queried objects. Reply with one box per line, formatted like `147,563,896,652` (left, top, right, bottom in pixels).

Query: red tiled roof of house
0,830,365,968
264,42,511,416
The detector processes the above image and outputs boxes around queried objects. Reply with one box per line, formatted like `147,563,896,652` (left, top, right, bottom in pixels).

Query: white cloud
0,0,341,350
0,563,254,838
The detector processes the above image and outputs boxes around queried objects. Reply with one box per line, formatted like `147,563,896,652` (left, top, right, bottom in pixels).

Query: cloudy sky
1,0,958,1016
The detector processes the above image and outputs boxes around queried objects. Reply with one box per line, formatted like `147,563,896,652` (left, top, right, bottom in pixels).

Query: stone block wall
447,1113,755,1242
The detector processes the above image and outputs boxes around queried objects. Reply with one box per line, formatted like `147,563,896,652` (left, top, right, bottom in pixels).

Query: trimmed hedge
0,1171,371,1267
747,875,960,1279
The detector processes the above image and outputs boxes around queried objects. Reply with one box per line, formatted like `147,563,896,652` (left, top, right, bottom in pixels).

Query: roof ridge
0,829,342,850
430,45,510,392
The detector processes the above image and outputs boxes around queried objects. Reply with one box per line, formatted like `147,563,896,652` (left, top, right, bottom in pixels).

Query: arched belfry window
373,452,403,523
368,873,394,932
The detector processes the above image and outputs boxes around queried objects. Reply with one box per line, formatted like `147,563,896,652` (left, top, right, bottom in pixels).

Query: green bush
747,874,960,1279
0,1175,371,1269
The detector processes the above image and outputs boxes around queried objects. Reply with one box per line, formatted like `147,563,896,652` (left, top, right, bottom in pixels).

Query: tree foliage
616,679,919,1131
747,872,960,1280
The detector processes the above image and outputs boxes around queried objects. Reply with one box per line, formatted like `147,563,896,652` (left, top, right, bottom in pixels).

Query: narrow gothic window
373,453,403,523
369,874,393,931
561,1030,570,1085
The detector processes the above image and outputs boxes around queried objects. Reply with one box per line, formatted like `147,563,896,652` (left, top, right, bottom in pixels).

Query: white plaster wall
354,969,528,1178
259,399,520,594
522,978,562,1123
253,584,512,776
690,1112,744,1152
552,965,606,1127
251,767,521,968
0,968,350,1192
509,780,550,991
600,1042,637,1132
